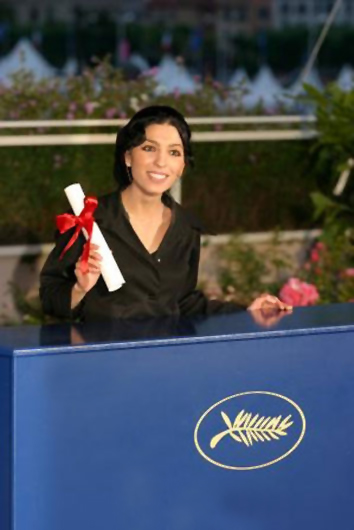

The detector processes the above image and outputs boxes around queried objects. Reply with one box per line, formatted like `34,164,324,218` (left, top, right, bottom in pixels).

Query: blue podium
1,304,354,530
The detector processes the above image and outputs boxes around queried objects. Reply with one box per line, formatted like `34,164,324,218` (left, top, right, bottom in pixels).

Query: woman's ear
124,151,131,167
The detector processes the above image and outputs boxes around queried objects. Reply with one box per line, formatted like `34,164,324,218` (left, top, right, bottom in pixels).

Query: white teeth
149,172,167,180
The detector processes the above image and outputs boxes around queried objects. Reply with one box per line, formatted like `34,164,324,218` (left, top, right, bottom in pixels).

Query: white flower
129,97,140,112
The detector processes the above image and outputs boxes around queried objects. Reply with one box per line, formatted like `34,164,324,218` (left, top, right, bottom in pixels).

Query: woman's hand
71,244,102,309
248,293,292,312
247,293,292,328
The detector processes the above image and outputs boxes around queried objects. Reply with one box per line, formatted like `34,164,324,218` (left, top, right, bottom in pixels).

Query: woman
40,105,291,322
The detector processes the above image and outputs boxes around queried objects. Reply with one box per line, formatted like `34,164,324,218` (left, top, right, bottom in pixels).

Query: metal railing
0,115,318,147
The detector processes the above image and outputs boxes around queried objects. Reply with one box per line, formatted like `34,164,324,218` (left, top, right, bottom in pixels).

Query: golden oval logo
194,391,306,471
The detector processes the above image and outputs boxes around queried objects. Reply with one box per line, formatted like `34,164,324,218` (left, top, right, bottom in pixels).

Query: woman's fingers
75,256,102,275
248,293,292,311
261,295,291,311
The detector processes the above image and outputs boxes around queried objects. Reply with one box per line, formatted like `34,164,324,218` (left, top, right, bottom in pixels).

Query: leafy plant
219,232,291,306
304,83,354,236
299,236,354,305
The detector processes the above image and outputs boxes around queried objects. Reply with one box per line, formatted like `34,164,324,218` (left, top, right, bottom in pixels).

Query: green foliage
218,232,354,306
219,233,291,306
184,140,316,234
303,83,354,236
300,235,354,305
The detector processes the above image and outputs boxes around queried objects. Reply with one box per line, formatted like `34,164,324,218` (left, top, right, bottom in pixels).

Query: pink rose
343,268,354,277
279,277,319,307
310,249,320,263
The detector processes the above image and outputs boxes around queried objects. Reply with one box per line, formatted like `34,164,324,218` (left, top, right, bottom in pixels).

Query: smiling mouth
148,172,169,181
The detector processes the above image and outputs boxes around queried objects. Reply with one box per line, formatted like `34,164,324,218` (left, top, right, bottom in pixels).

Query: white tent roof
243,65,283,110
129,53,150,73
336,64,354,91
62,57,78,77
289,68,323,96
0,38,56,83
154,55,197,94
228,67,251,88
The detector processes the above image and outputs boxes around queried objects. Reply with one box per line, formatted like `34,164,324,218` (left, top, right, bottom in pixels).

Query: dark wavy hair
113,105,194,189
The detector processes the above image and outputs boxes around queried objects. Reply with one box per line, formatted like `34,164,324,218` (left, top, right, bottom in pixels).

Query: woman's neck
121,185,165,221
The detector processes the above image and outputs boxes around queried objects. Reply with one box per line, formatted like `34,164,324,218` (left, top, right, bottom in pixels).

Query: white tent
128,53,150,73
154,55,197,94
62,57,78,77
289,68,323,96
336,64,354,91
0,38,56,83
228,67,251,88
243,65,283,110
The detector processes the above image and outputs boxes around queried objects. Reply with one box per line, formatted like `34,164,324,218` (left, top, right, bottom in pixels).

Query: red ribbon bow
56,196,98,274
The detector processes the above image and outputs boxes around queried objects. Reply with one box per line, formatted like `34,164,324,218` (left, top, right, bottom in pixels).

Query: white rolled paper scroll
64,183,125,292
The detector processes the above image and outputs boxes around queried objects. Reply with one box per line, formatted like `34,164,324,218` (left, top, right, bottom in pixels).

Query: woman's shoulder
97,190,119,209
95,190,121,220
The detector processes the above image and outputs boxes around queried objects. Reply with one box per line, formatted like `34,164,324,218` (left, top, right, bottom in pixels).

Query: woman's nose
154,150,167,167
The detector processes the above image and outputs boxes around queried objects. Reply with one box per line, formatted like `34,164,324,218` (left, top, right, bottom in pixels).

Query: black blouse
40,191,244,322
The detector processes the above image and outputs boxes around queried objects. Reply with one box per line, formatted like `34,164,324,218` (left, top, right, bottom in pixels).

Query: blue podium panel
1,304,354,530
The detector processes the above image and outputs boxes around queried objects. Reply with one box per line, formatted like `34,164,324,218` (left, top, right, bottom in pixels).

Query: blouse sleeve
39,228,86,320
178,232,245,317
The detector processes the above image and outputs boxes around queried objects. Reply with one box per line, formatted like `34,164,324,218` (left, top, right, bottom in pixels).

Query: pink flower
315,241,326,251
84,101,99,115
343,268,354,277
279,277,319,307
310,249,320,262
105,107,117,119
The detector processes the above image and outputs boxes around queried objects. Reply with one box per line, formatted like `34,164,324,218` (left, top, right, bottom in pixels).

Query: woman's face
124,122,185,196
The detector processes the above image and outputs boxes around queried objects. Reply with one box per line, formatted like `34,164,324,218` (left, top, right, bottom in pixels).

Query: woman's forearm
71,282,87,309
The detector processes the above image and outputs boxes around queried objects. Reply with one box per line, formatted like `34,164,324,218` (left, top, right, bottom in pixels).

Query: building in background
273,0,354,28
146,0,274,34
6,0,274,34
3,0,146,24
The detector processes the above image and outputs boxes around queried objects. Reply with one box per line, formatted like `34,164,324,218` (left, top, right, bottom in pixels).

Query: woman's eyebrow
145,138,182,147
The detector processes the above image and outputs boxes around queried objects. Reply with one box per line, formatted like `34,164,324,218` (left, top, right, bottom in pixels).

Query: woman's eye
170,150,181,156
142,145,154,152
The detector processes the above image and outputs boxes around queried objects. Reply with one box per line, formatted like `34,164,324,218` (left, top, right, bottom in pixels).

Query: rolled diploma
64,183,125,292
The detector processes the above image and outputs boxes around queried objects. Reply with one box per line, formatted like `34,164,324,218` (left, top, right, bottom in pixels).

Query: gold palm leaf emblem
210,409,293,449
